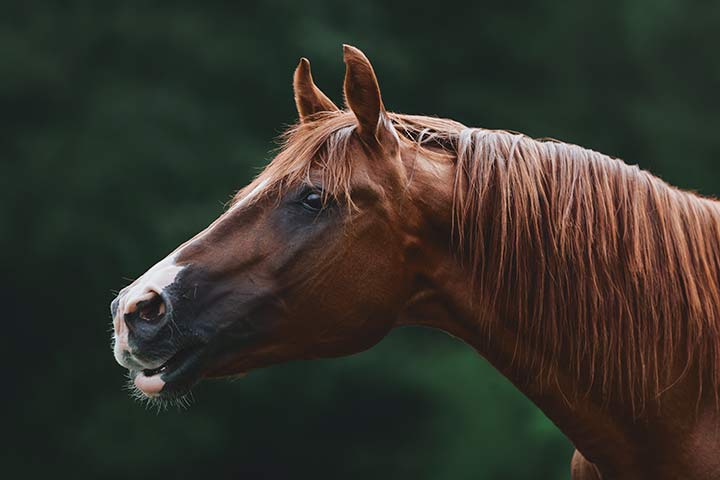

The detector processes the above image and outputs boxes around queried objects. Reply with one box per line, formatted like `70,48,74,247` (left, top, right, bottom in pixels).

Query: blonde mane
237,111,720,414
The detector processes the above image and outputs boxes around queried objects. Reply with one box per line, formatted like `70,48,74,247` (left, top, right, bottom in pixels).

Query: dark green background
4,1,719,478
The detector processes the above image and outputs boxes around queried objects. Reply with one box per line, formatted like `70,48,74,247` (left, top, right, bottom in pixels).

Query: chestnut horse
111,45,720,479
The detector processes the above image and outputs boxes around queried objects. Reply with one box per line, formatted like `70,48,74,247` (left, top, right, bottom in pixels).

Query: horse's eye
301,191,324,212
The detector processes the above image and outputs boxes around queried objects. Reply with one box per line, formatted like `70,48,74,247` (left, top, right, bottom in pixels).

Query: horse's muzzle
112,288,176,358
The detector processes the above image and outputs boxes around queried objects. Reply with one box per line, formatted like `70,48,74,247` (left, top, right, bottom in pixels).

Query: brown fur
120,46,720,479
237,110,720,419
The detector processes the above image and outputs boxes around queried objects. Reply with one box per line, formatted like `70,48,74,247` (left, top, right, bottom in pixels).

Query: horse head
110,46,449,399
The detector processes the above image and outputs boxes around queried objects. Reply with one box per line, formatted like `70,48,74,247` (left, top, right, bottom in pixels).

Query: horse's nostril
137,293,166,322
122,291,171,335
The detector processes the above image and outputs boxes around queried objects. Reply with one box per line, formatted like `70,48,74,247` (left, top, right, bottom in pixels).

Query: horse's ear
293,58,339,122
343,45,387,140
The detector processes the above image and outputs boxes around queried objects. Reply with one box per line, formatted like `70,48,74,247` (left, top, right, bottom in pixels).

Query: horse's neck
395,150,716,476
401,247,720,477
397,247,640,472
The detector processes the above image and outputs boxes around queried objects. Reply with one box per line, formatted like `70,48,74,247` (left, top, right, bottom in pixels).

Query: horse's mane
239,111,720,414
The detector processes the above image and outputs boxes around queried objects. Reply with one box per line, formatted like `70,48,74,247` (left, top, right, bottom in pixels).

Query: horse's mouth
131,343,205,398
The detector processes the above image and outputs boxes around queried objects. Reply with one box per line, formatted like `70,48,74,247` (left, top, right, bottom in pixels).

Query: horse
110,45,720,479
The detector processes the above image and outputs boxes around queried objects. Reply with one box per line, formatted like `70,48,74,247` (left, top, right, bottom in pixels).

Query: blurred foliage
3,1,719,479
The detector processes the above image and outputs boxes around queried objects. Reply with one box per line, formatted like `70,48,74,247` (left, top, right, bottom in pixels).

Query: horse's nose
122,291,169,332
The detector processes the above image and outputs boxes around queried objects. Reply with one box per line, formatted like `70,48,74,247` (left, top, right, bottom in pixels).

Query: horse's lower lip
133,344,205,396
134,370,166,396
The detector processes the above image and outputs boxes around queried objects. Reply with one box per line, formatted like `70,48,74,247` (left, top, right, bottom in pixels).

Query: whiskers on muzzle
123,371,195,412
